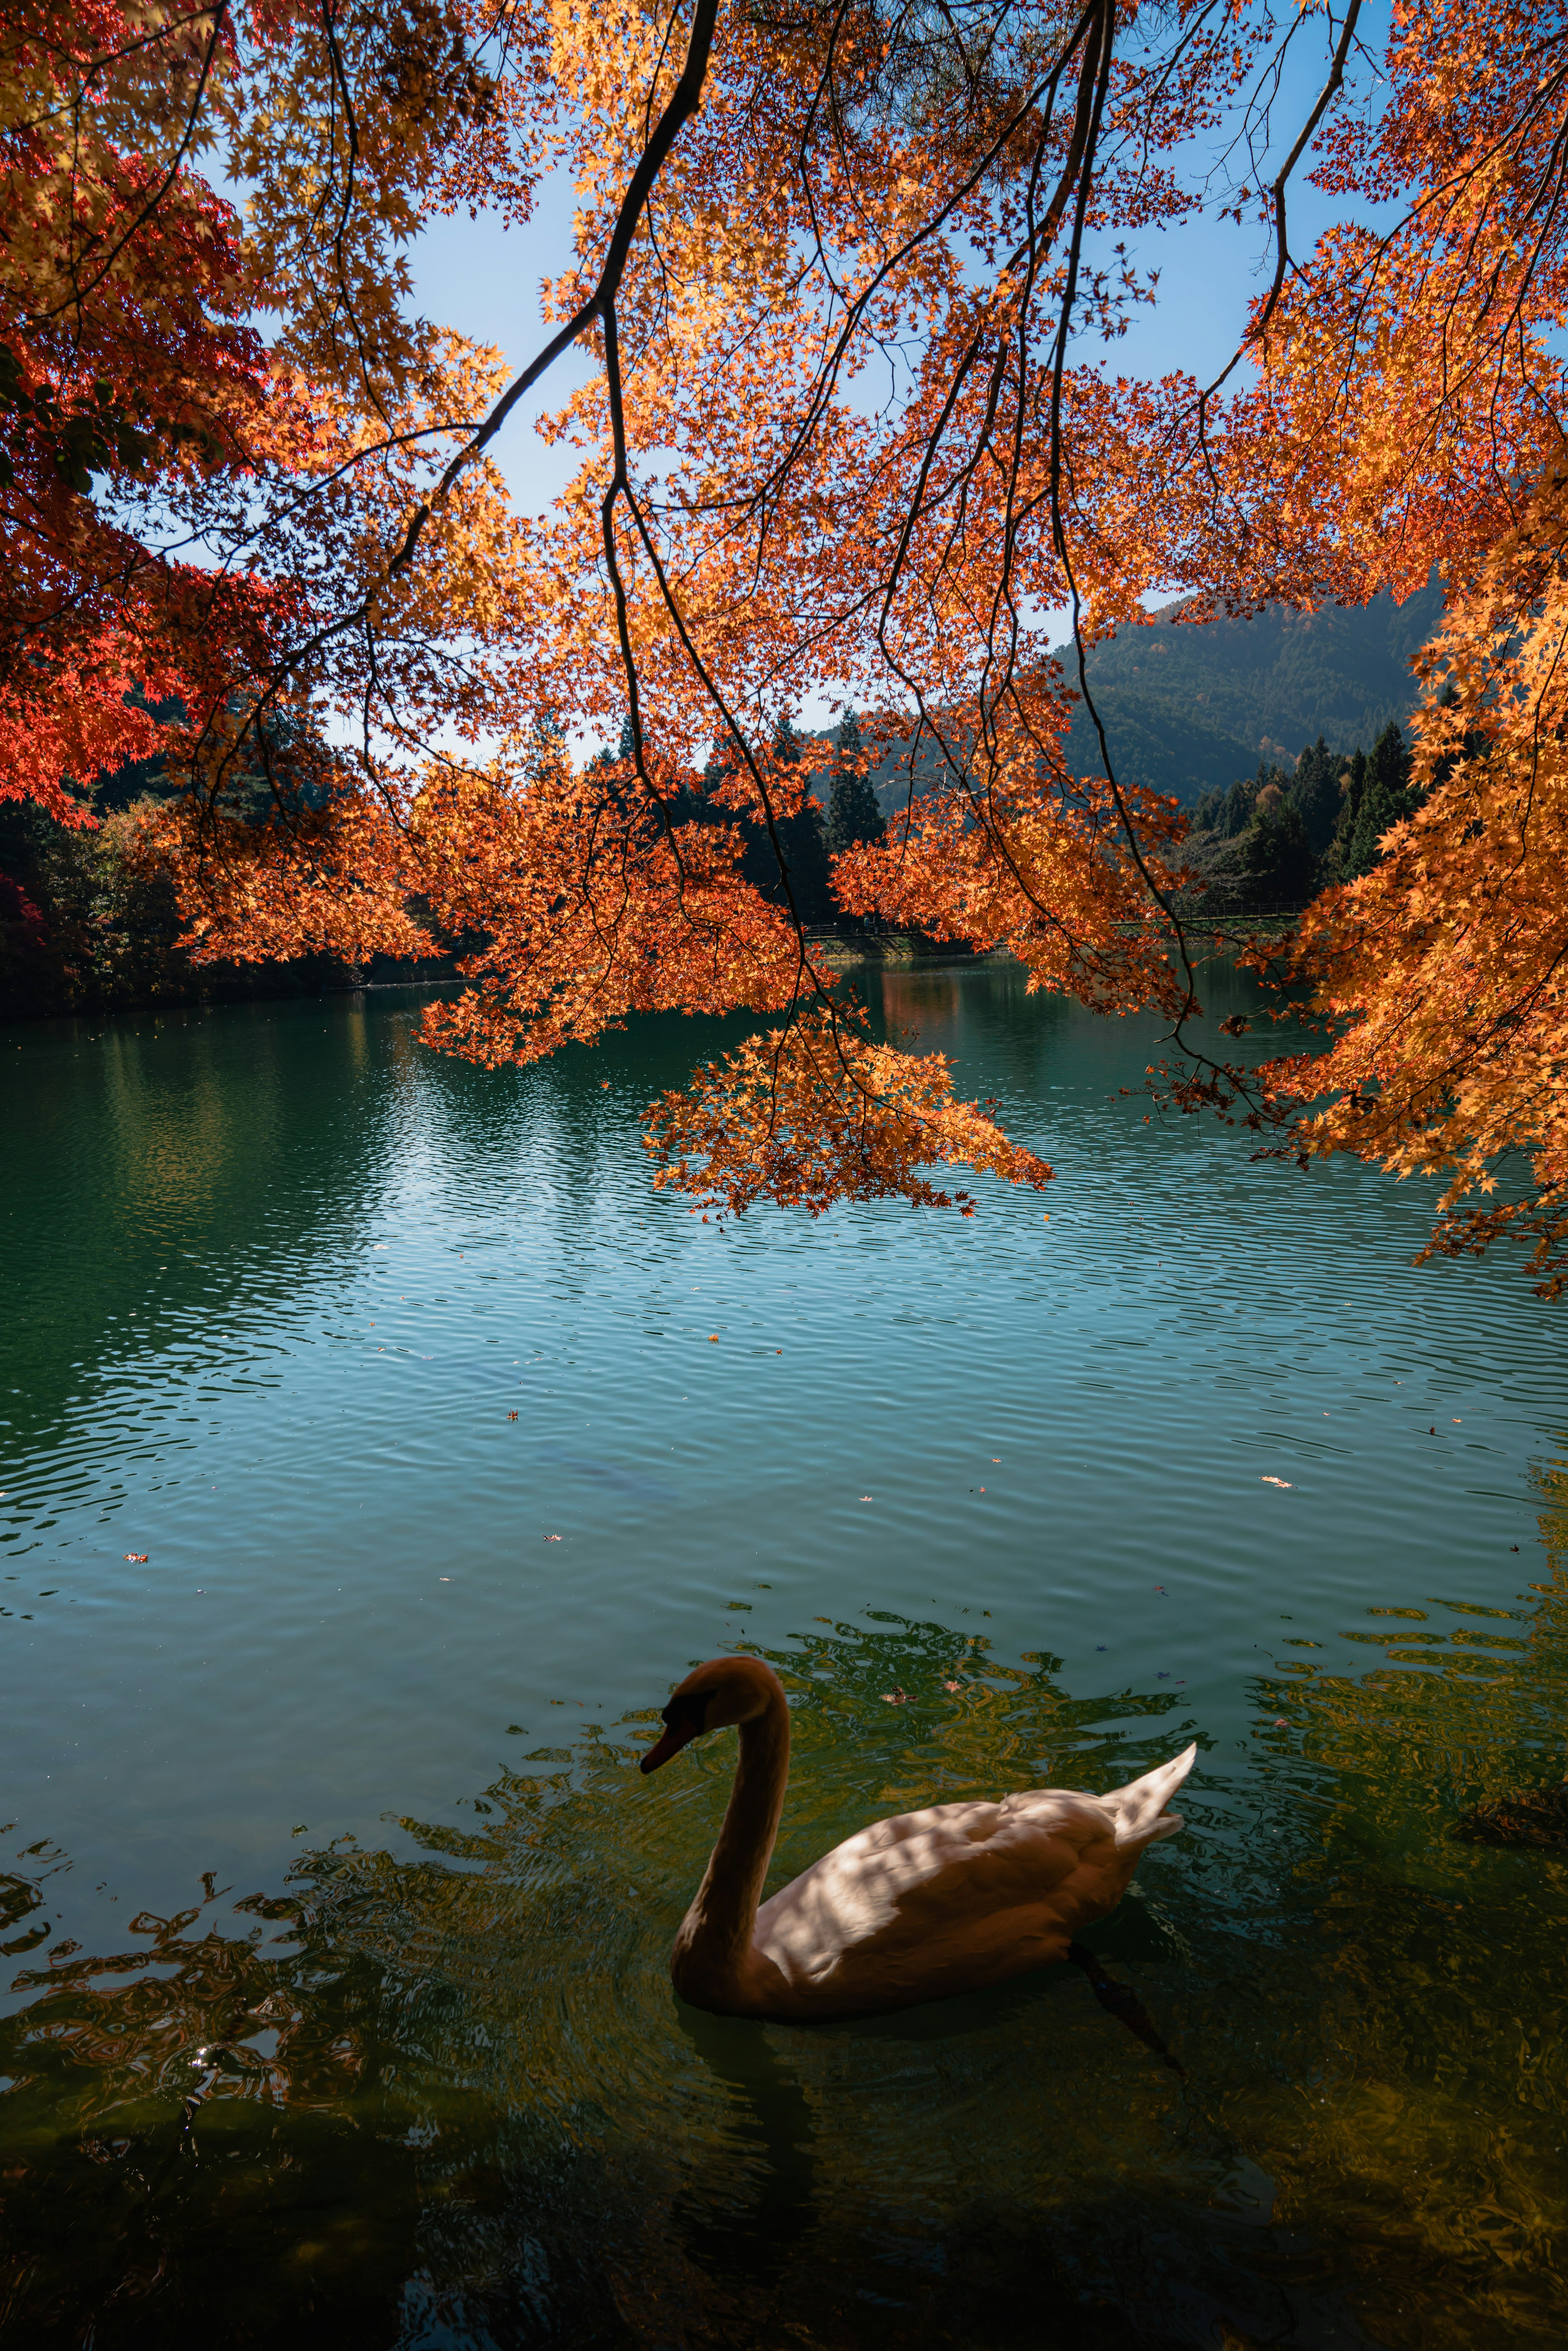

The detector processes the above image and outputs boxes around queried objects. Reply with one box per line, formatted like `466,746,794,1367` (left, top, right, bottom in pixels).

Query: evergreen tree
825,709,886,857
773,713,832,920
1243,794,1317,905
590,713,640,771
1331,747,1368,869
737,714,831,920
1344,722,1417,878
1287,735,1341,855
1220,769,1260,838
523,708,570,786
1191,782,1227,834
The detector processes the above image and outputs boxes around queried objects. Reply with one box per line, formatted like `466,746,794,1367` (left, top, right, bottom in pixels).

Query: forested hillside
868,576,1445,814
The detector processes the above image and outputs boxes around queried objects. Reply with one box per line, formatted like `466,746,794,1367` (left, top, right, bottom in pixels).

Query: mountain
863,575,1445,813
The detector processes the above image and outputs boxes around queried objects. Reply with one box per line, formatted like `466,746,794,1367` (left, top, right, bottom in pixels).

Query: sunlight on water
2,963,1565,2345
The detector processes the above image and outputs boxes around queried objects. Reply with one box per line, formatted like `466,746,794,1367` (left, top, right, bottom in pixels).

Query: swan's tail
1100,1743,1198,1850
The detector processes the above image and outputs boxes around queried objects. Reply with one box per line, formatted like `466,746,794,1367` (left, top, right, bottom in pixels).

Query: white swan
640,1655,1196,2021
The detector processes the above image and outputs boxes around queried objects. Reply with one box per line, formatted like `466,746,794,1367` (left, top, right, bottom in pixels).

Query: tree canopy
6,1,1568,1263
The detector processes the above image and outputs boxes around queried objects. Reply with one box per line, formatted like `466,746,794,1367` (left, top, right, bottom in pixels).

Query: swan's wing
756,1793,1120,1986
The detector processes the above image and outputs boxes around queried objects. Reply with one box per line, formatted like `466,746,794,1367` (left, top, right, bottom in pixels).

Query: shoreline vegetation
1,653,1400,1022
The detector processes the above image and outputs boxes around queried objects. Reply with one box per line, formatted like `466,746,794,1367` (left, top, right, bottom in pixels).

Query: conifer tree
1344,724,1417,879
1287,738,1341,856
1191,784,1226,835
826,712,886,859
772,715,832,923
735,715,831,921
1221,772,1260,839
1332,748,1369,869
1243,795,1317,905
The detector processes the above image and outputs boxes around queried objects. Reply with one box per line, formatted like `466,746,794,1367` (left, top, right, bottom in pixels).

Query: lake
2,961,1565,2348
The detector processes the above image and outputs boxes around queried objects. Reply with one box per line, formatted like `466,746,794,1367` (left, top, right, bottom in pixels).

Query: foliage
1,0,543,825
1258,452,1568,1295
0,791,187,1007
644,1006,1052,1217
7,1,1568,1249
0,785,365,1012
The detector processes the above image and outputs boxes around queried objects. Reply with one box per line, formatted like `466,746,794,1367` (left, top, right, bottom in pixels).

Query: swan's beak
640,1716,701,1774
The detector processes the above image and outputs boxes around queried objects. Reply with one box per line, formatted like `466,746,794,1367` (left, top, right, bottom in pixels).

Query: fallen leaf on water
882,1688,907,1705
440,1576,452,1582
508,1410,518,1421
544,1534,561,1542
1273,1718,1288,1728
1261,1476,1292,1489
943,1680,962,1691
859,1495,873,1502
708,1334,719,1342
125,1553,148,1562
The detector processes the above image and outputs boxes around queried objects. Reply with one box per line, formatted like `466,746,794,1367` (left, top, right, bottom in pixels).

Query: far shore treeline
0,704,895,1018
1,593,1421,1019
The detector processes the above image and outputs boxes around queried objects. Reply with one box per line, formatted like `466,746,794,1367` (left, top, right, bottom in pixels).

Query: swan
639,1654,1197,2021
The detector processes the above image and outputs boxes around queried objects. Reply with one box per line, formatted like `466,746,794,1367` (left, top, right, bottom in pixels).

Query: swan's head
639,1656,784,1773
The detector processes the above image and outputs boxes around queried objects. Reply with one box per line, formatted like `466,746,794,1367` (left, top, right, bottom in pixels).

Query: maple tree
7,1,1568,1259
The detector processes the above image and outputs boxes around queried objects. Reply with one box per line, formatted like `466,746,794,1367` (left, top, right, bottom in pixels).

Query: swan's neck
672,1691,789,2006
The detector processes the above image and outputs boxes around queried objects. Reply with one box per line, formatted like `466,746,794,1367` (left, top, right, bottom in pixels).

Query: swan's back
751,1744,1197,2019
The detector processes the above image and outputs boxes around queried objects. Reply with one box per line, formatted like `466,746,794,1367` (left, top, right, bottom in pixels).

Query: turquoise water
2,963,1565,2347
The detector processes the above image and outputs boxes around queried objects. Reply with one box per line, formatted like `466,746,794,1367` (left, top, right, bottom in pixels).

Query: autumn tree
2,1,546,879
8,1,1568,1262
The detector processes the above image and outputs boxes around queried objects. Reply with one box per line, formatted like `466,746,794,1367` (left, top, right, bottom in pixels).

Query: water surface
2,964,1565,2347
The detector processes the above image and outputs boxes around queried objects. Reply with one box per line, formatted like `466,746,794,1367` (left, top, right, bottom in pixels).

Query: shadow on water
670,2004,818,2287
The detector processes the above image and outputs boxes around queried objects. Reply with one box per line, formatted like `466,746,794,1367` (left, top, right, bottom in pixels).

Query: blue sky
399,10,1392,529
388,9,1402,735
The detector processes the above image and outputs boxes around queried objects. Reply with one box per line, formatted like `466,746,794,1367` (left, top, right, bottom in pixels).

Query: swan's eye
662,1691,708,1734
